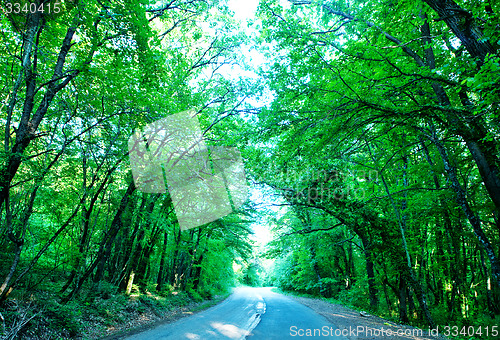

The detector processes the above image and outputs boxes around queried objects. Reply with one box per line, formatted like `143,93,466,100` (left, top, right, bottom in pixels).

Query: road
125,287,348,339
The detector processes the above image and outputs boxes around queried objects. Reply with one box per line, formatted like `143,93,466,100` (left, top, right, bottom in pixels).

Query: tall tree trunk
169,225,182,287
0,181,38,301
117,210,142,290
0,243,23,302
428,133,500,290
419,6,500,212
309,243,323,296
124,229,145,293
369,142,436,328
398,275,409,324
191,253,205,291
360,235,378,310
156,231,169,292
136,226,161,290
61,180,135,303
380,267,393,312
463,138,500,212
423,0,497,67
134,197,161,284
181,228,203,290
192,231,212,291
0,18,80,210
480,249,496,318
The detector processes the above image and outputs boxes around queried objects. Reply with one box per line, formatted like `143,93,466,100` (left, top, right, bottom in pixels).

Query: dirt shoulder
288,294,447,340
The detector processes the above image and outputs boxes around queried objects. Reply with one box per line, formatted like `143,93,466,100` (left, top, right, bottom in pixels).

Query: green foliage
0,0,254,337
249,0,500,334
45,300,83,337
336,277,369,309
186,289,204,303
242,263,263,287
1,0,499,337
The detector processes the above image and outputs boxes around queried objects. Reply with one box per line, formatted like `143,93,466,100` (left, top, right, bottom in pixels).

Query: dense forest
0,0,499,339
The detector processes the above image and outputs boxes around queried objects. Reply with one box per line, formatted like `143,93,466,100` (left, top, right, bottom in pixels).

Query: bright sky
225,0,265,82
227,0,260,20
225,0,284,248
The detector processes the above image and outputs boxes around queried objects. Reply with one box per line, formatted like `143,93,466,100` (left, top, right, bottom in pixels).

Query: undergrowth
272,287,500,340
0,283,228,340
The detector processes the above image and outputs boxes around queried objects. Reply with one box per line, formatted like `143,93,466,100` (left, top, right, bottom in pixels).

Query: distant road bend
125,287,348,339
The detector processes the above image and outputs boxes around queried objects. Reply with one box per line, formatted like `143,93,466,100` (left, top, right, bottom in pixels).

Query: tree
245,0,499,328
0,0,254,306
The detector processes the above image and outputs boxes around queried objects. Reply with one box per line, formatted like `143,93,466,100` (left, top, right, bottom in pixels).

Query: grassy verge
270,287,345,306
271,287,499,340
0,284,232,340
99,292,230,340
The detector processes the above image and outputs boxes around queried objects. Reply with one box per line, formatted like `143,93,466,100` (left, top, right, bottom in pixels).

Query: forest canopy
0,0,499,338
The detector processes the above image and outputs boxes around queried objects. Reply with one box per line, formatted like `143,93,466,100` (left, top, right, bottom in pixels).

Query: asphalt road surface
125,287,348,340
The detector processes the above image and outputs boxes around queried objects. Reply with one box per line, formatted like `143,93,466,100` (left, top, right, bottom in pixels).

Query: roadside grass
0,282,231,340
270,287,500,340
